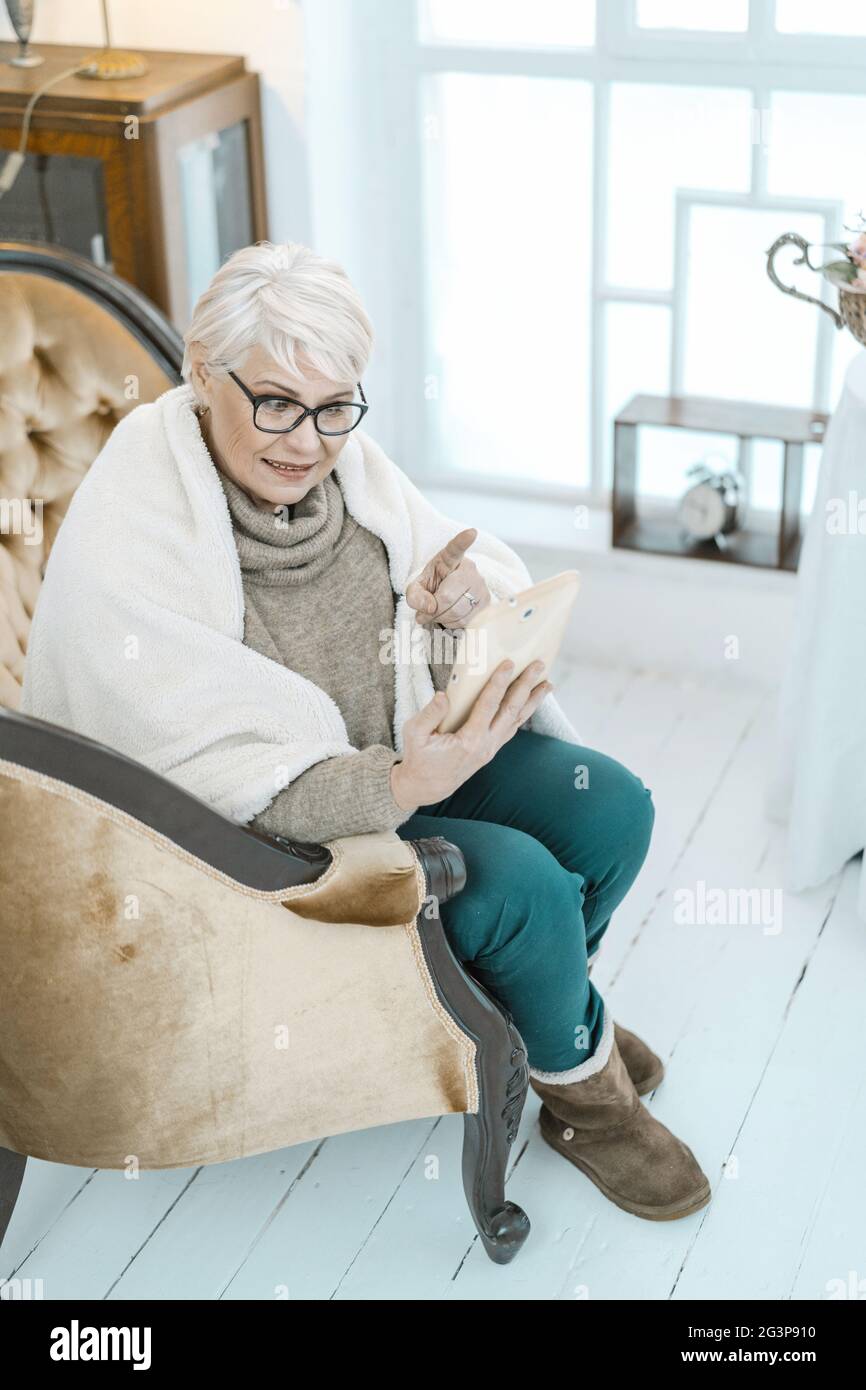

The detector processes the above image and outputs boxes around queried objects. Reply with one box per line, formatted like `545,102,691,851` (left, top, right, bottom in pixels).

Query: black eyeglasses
228,371,369,436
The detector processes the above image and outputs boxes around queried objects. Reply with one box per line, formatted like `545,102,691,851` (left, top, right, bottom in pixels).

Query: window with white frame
405,0,866,515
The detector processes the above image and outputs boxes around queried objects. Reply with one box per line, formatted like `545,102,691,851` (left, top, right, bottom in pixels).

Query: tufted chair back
0,243,183,708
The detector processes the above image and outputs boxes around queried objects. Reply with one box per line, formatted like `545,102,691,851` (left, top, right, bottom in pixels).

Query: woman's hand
405,528,492,629
390,658,552,810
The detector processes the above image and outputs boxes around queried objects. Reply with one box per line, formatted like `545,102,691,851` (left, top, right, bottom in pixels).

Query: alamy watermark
0,497,43,546
826,491,866,535
379,622,488,673
1,1276,44,1299
50,1321,151,1369
825,1270,866,1300
673,879,783,935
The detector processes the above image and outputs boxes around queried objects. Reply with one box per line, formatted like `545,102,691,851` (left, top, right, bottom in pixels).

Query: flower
848,232,866,267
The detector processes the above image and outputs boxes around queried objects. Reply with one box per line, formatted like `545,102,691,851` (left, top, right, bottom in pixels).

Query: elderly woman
22,241,709,1221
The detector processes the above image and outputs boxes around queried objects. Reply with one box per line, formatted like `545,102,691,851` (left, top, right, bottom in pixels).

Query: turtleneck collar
217,467,357,585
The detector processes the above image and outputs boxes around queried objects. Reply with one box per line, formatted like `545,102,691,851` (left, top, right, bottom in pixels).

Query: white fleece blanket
21,383,581,825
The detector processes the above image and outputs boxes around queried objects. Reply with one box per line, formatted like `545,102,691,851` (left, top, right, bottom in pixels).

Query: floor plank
2,1161,95,1284
108,1143,317,1301
671,856,866,1301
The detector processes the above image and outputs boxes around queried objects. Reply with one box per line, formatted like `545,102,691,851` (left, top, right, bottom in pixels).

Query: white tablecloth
767,349,866,916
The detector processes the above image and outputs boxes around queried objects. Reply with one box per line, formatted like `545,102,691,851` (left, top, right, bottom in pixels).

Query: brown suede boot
531,1039,711,1221
614,1022,665,1096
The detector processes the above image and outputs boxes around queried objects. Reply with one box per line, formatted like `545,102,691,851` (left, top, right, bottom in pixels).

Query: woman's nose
290,415,321,451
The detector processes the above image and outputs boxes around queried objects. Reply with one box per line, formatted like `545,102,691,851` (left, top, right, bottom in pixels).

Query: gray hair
181,241,374,400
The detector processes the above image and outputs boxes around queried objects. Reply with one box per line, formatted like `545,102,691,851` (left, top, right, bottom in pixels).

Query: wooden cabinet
0,43,269,328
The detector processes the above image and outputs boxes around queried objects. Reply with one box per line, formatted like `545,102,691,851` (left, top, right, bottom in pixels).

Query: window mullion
749,0,775,45
597,0,634,55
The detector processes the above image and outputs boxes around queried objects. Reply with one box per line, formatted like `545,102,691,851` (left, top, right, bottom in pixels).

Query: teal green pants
396,729,654,1074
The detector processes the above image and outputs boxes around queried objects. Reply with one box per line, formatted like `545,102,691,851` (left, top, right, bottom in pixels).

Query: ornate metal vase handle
766,231,844,330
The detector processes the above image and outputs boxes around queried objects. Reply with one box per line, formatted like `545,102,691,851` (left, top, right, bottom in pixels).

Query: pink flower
849,232,866,267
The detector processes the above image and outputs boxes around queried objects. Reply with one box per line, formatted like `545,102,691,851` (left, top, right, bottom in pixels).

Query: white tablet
437,570,581,735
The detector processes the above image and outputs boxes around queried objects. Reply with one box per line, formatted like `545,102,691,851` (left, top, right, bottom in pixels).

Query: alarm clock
677,463,744,544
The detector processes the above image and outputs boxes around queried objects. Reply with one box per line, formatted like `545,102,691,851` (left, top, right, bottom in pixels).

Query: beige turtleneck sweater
217,465,457,844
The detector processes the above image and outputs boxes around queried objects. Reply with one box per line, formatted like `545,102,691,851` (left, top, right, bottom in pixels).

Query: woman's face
190,343,357,508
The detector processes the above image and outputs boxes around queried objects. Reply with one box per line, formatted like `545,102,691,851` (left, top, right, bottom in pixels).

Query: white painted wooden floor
4,659,864,1301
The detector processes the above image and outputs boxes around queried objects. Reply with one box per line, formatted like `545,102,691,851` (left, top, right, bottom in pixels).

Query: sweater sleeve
251,743,419,843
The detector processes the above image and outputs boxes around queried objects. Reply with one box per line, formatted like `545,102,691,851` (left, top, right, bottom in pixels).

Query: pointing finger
434,528,477,574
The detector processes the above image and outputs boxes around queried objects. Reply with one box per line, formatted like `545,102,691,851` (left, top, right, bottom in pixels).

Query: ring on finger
437,588,477,621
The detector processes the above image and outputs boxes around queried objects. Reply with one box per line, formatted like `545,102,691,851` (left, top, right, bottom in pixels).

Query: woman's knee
620,763,655,862
461,824,584,963
587,750,655,868
515,732,655,866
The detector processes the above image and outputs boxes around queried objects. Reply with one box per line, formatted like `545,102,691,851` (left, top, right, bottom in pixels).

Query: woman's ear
188,343,211,406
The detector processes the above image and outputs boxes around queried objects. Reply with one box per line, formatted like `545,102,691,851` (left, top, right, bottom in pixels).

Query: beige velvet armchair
0,243,531,1267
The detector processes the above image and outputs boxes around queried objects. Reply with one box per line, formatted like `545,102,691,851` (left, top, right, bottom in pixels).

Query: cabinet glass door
177,120,253,322
0,150,111,267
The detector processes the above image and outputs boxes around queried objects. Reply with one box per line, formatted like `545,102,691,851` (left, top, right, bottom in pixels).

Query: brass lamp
79,0,148,80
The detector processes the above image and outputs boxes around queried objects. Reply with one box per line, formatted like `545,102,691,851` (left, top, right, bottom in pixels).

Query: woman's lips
262,458,317,476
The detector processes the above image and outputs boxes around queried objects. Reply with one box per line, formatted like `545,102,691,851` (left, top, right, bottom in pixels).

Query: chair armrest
406,835,467,904
281,830,421,926
0,709,469,926
282,832,467,927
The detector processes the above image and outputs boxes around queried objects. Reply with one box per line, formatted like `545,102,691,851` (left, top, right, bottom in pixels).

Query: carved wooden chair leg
0,1147,27,1249
409,837,531,1266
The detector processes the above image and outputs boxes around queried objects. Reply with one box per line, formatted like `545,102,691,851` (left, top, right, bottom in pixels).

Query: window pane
421,73,593,487
775,0,866,36
606,303,671,485
767,90,866,408
681,203,825,407
419,0,595,48
607,85,753,291
636,0,749,31
179,123,253,328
